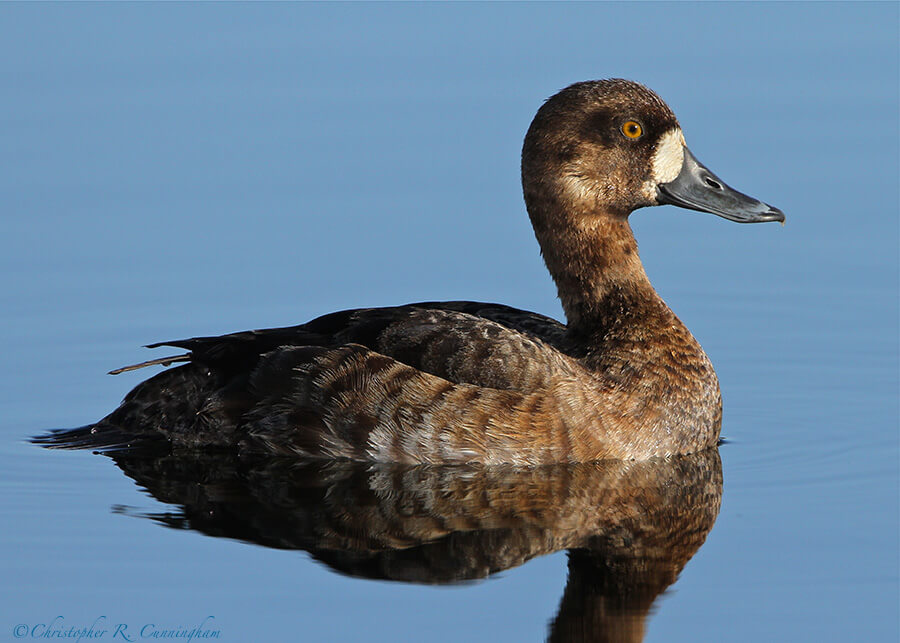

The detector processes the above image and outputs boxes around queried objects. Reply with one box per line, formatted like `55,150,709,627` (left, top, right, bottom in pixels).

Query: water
1,4,897,641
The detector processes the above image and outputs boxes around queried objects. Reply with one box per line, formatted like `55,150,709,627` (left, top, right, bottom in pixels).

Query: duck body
74,80,783,465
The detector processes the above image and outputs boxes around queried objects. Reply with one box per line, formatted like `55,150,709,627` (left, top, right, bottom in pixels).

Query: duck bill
657,147,785,223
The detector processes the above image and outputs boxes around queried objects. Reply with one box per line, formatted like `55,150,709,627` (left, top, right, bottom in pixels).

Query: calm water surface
2,4,897,642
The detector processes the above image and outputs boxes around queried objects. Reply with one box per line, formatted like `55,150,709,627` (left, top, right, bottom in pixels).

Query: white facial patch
651,128,685,185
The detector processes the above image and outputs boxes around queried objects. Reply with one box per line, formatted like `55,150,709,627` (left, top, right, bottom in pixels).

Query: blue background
1,3,897,641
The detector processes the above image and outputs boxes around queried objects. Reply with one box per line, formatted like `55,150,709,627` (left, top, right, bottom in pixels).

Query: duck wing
91,302,599,463
133,301,573,391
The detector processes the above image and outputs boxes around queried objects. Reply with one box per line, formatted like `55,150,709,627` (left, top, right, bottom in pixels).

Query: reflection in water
41,440,722,642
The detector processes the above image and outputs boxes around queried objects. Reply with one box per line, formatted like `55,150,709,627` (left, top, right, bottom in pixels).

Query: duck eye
621,121,643,139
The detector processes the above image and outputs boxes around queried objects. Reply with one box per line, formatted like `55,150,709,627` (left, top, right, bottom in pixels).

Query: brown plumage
44,79,784,464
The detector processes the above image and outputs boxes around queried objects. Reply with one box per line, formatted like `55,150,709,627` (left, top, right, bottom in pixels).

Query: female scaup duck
68,80,784,464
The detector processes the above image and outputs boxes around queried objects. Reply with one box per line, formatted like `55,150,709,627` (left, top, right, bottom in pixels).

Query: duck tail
30,422,151,452
34,361,244,453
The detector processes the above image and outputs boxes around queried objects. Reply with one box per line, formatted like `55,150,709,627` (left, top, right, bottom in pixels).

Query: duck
62,79,784,465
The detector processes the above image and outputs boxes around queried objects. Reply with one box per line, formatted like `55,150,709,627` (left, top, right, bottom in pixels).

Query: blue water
2,3,897,641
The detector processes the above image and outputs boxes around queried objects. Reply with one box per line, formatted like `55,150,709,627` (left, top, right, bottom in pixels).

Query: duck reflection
46,440,721,642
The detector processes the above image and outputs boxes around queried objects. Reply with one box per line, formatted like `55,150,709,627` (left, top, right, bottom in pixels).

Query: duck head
521,79,784,329
521,79,785,224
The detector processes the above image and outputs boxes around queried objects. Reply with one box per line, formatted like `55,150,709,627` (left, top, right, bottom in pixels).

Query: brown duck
55,79,784,464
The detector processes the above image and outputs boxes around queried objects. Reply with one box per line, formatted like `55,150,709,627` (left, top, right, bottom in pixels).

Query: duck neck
528,200,659,334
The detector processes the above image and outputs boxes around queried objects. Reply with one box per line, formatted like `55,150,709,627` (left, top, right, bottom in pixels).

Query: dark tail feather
109,353,191,375
31,424,162,452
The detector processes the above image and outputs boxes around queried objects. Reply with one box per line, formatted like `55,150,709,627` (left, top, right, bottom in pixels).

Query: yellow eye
622,120,643,139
